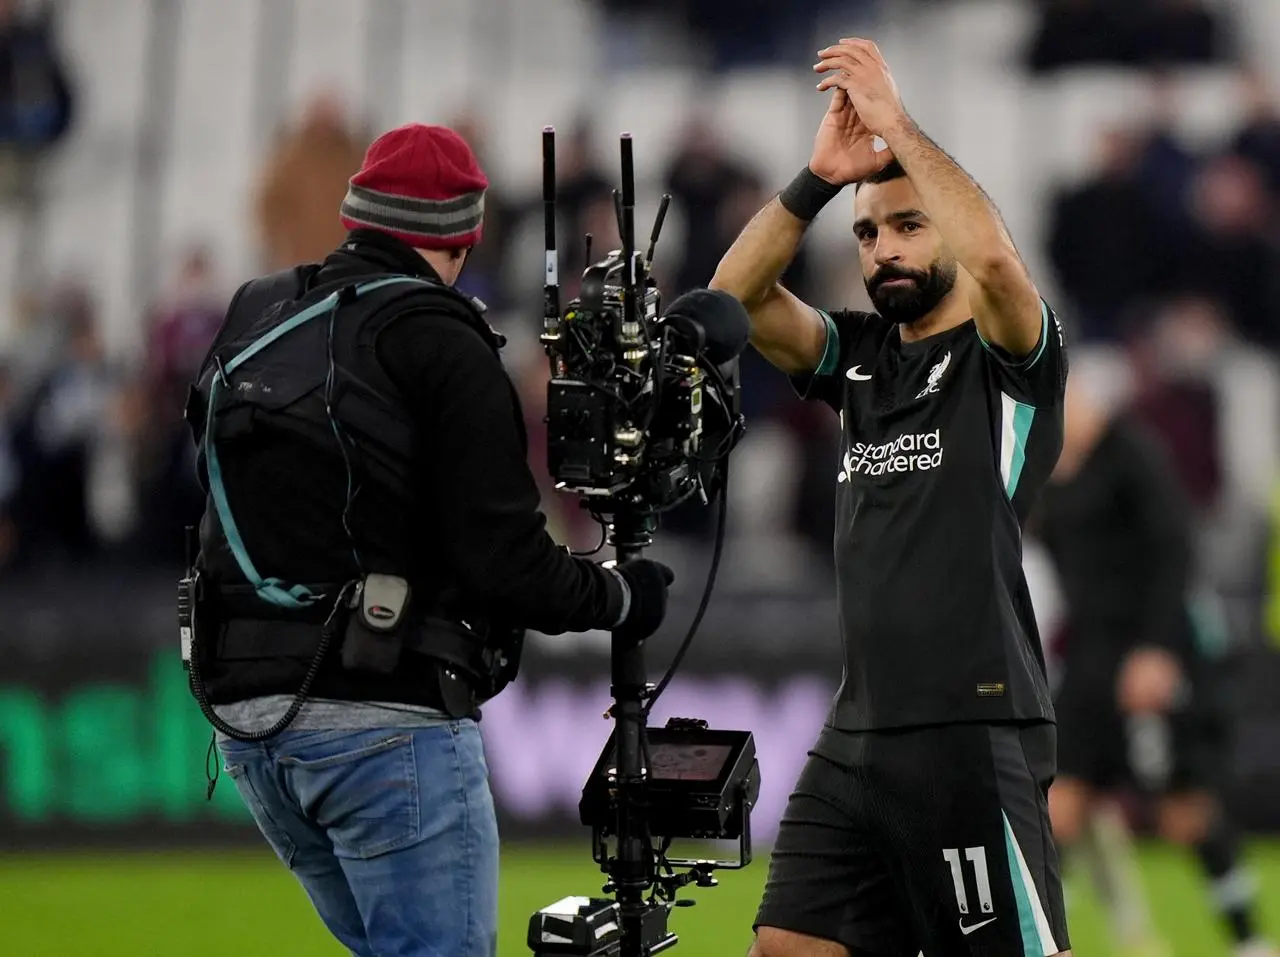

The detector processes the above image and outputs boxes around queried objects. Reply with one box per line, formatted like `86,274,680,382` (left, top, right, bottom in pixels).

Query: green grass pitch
2,842,1278,955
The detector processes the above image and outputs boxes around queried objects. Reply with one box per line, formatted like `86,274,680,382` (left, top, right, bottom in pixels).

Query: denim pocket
279,732,420,860
223,760,298,868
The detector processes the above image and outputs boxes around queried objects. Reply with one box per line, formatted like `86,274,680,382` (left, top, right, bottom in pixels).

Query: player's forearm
710,197,807,310
878,117,1023,282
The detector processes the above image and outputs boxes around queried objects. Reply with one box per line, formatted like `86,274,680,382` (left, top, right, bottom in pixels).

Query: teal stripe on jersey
977,299,1050,369
1004,814,1041,955
1002,810,1060,956
1000,393,1036,499
815,309,840,376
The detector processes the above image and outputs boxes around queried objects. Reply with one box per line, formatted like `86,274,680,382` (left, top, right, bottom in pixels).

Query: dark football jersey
793,301,1068,730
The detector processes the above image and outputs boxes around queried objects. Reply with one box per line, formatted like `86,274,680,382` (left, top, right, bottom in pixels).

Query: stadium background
1,0,1279,953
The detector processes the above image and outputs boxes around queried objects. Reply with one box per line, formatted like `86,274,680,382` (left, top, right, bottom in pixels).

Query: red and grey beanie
339,123,489,250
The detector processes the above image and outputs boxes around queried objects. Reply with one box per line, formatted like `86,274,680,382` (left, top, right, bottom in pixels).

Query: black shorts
755,721,1069,957
1054,663,1223,793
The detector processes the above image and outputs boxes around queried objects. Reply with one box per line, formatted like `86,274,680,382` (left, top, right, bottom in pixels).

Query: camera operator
184,123,674,957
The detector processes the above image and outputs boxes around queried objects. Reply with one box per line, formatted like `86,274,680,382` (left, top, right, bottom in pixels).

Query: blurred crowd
1043,63,1280,627
1049,70,1280,349
0,0,1277,650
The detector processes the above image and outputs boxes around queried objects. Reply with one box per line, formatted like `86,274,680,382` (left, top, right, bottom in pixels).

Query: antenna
645,193,671,267
619,133,638,324
541,126,560,337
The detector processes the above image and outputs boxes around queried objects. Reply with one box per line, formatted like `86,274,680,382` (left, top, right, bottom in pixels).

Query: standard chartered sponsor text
838,428,943,482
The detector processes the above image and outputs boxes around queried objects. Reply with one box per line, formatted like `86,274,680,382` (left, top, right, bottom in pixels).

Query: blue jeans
218,722,499,956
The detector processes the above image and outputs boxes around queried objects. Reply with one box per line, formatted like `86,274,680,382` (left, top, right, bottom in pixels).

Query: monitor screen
647,742,734,782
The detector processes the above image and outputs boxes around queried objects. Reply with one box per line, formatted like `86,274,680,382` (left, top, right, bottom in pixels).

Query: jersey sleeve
789,308,864,412
977,299,1068,408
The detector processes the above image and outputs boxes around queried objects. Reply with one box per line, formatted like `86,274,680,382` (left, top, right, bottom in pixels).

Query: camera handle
606,508,663,957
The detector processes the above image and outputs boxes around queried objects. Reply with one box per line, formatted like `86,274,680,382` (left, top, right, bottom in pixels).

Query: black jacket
191,230,623,704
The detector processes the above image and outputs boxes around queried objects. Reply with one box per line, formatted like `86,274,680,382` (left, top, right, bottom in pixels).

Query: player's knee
1048,778,1092,846
1157,792,1214,845
750,926,849,957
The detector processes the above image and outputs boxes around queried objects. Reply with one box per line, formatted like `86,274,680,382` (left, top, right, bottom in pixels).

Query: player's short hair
856,159,907,192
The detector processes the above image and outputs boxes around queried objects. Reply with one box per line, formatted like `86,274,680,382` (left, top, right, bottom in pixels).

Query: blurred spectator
121,245,224,566
1134,73,1201,231
0,0,73,198
8,281,70,389
1127,295,1229,514
662,117,758,298
446,110,523,312
552,120,615,297
143,245,223,420
10,287,113,565
1175,154,1280,350
1229,69,1280,197
1026,0,1231,75
1047,127,1175,340
253,91,367,271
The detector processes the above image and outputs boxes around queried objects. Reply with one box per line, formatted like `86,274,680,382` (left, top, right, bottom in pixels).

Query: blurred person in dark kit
1036,377,1278,957
183,123,675,957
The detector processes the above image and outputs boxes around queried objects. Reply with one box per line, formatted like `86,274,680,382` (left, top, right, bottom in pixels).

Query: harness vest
184,266,520,716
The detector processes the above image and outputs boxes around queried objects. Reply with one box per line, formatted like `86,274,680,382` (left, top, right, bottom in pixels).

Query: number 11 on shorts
943,846,994,916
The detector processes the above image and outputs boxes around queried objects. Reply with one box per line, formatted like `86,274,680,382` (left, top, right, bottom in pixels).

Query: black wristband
779,166,843,222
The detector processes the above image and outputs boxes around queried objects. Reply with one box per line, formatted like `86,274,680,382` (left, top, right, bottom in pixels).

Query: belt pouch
341,574,410,674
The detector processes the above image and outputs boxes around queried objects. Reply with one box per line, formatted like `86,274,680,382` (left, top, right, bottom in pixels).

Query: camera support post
529,127,759,957
593,139,669,955
600,140,676,955
603,510,672,957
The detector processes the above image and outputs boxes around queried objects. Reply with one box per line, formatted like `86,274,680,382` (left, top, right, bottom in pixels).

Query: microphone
661,289,751,366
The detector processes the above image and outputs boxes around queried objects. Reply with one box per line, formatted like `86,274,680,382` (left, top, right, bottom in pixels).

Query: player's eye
900,221,922,233
855,228,876,243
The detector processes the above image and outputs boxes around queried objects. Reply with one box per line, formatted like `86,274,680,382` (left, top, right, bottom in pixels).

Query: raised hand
814,38,908,139
808,86,894,187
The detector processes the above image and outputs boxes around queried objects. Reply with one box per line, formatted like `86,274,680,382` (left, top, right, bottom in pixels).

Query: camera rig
538,130,742,521
527,128,758,957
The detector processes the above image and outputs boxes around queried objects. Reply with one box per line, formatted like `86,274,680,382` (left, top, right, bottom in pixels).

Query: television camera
526,128,759,957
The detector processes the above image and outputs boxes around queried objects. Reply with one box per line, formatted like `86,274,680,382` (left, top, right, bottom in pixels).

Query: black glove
612,558,675,645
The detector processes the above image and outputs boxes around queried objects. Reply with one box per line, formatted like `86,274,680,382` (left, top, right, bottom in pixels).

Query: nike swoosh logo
959,917,997,935
846,365,872,381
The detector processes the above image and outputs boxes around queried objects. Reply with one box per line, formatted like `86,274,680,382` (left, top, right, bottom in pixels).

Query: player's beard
865,259,958,327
